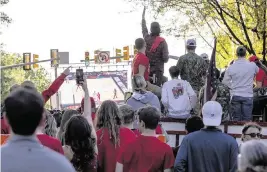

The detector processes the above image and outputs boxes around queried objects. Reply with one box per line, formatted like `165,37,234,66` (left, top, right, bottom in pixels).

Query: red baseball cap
249,55,258,62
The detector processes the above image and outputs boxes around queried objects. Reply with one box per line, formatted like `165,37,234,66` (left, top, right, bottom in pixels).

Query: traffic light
115,48,122,63
123,46,129,60
116,49,122,56
85,51,89,67
50,49,59,67
134,45,138,55
23,53,31,70
33,54,39,69
94,50,99,63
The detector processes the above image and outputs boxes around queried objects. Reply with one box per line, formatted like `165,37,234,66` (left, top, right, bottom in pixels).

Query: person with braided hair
96,100,136,172
43,110,57,138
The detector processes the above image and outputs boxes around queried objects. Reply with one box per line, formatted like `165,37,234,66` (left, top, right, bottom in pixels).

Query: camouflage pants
193,90,201,116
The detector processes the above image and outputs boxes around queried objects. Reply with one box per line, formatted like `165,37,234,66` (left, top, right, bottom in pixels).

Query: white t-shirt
223,58,259,97
161,79,196,118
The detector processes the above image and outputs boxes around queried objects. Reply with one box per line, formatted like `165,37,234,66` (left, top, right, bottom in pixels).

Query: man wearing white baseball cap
174,101,238,172
202,100,223,127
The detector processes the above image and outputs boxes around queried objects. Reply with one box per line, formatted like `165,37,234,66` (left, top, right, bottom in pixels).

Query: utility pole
54,66,60,110
0,58,59,70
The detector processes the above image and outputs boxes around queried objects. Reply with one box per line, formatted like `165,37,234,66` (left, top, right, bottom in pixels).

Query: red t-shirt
117,135,175,171
97,127,136,172
156,125,163,134
1,118,9,134
256,68,267,87
1,134,64,154
131,129,141,136
132,125,162,136
37,134,64,154
132,52,150,81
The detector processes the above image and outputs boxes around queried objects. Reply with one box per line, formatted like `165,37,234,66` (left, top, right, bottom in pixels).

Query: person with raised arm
21,66,71,103
142,7,169,87
63,77,98,172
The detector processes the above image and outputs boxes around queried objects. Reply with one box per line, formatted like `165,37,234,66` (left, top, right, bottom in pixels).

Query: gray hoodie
126,91,161,111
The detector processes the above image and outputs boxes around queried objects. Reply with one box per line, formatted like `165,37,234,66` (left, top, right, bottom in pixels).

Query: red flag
204,38,217,103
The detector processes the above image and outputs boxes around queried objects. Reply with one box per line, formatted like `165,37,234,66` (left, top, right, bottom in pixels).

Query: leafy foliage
1,0,12,26
1,52,51,101
128,0,267,68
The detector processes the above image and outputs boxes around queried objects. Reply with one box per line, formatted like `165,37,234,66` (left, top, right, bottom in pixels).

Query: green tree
128,0,267,68
0,0,12,25
1,52,51,101
1,0,12,49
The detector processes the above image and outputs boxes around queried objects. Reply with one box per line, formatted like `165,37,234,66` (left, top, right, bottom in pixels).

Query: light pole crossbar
0,58,60,70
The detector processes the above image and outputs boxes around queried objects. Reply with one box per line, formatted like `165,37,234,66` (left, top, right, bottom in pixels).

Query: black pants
253,98,267,121
149,70,163,87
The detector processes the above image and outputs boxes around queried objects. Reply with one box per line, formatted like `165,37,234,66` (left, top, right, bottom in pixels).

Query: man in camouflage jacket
199,69,231,121
176,39,206,114
142,7,169,87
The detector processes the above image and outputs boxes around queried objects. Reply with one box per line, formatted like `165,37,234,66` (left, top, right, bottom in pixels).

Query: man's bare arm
138,64,146,76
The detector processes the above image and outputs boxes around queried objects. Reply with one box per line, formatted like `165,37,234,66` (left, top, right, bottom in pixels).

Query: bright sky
2,0,212,78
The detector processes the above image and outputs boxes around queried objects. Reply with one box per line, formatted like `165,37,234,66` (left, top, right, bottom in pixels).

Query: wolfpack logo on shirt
172,83,184,99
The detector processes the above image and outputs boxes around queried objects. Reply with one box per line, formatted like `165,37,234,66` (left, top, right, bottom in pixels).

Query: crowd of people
1,6,267,172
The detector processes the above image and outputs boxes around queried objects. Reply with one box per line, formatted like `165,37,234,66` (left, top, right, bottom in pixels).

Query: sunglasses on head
245,133,262,138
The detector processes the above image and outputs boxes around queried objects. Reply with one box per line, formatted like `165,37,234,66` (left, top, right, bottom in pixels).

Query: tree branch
208,0,251,53
192,1,229,57
236,0,256,55
187,16,227,59
262,0,267,62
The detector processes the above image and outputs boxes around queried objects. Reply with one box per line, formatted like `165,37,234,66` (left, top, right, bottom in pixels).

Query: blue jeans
231,96,253,121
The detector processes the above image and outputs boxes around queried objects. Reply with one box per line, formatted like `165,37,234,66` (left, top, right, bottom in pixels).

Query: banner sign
66,70,128,86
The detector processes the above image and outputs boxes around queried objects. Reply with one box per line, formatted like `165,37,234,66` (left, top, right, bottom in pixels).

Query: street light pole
0,58,60,70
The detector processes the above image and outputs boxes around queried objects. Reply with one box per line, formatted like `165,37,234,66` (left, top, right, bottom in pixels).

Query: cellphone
76,69,84,85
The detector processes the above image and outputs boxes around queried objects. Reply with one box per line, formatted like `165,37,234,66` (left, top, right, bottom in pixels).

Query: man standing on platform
176,39,206,114
222,46,258,121
132,38,161,98
142,7,169,87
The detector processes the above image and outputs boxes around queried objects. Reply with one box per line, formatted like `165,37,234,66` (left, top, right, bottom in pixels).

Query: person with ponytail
96,100,136,172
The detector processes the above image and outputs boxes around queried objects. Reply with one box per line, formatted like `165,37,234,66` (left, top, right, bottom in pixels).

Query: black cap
236,46,247,57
